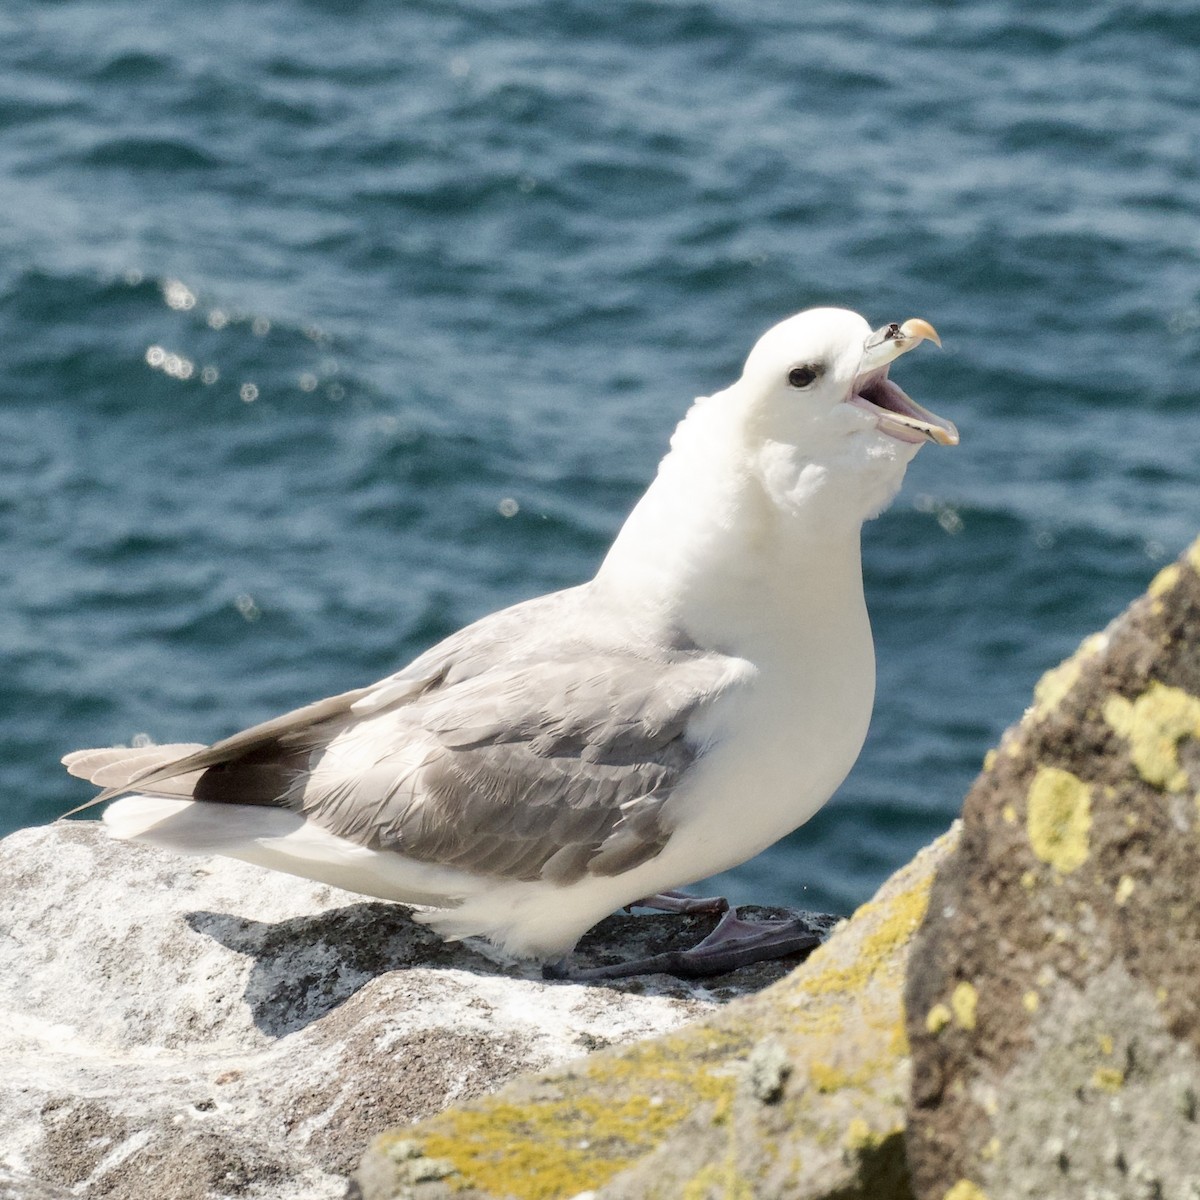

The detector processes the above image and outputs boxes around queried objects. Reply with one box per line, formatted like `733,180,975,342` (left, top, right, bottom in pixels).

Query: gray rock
905,535,1200,1200
0,1166,74,1200
352,830,956,1200
0,822,815,1199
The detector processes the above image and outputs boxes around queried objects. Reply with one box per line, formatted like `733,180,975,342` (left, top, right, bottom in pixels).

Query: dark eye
787,365,819,388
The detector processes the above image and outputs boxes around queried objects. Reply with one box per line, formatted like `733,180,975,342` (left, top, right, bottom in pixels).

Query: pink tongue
869,376,921,421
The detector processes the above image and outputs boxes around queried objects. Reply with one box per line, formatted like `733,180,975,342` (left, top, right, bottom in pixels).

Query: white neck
592,387,909,657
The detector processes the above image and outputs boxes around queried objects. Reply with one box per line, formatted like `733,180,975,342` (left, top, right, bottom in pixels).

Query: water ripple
1,0,1197,914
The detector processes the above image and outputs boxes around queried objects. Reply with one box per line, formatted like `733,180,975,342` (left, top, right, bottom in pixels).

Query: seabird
63,307,957,978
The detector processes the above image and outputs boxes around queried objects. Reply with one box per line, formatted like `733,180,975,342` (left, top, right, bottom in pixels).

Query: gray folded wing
63,685,380,811
321,649,750,884
65,587,753,885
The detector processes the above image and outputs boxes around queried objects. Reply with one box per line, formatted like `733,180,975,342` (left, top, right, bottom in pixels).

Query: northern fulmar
64,307,957,979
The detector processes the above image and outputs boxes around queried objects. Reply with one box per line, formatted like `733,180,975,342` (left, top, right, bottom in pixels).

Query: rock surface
0,1166,74,1200
353,828,956,1200
0,822,822,1199
906,536,1200,1200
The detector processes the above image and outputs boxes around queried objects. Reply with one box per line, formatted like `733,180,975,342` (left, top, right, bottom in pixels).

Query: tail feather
63,744,207,788
61,744,209,816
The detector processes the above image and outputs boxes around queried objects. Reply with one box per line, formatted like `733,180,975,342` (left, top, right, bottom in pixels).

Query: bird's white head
595,306,958,631
729,306,958,526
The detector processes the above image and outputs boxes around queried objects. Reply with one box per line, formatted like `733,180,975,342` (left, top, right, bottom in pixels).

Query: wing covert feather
299,649,751,884
66,582,753,886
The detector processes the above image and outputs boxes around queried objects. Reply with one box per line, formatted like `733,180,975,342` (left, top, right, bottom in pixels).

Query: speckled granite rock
906,536,1200,1200
353,827,956,1200
0,1166,73,1200
0,822,820,1200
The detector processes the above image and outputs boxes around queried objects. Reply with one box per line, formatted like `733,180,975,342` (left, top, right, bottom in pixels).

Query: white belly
655,626,876,884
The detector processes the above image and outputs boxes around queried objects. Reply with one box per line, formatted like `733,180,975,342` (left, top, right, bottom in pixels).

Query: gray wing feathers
419,656,721,760
60,686,377,819
301,651,744,885
69,685,376,808
64,585,749,886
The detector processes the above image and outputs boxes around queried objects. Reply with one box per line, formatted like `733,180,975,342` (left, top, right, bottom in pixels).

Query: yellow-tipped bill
848,318,958,446
899,317,941,348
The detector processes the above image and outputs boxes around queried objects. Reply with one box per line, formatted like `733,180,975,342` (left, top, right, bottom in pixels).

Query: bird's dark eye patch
787,364,821,389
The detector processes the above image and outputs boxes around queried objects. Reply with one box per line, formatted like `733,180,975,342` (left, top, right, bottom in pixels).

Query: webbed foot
558,908,822,982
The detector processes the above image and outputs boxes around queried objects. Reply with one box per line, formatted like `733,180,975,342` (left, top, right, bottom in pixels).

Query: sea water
1,0,1197,914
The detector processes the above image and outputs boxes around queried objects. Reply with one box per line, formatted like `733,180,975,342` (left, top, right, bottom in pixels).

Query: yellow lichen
925,1003,952,1034
1033,657,1082,715
944,1181,990,1200
682,1152,752,1200
378,843,949,1199
843,1117,874,1151
1093,1067,1125,1093
1020,870,1036,890
1104,683,1200,792
809,1061,849,1093
951,982,978,1031
983,749,997,772
797,874,932,1001
981,1137,1001,1161
1115,875,1136,906
1030,632,1106,719
1001,804,1017,825
1022,990,1039,1013
405,1029,741,1200
412,1095,676,1198
1026,766,1092,873
789,1006,847,1042
1000,732,1025,760
841,1119,904,1161
1149,562,1181,598
807,1052,903,1096
1188,537,1200,574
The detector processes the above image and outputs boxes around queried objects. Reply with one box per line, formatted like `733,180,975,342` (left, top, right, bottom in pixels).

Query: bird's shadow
184,902,833,1038
184,902,505,1037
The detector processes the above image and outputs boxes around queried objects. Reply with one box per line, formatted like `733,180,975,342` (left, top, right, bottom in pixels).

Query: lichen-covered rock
353,828,957,1200
0,823,810,1199
905,536,1200,1200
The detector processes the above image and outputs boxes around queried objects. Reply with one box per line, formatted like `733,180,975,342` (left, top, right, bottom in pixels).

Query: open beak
846,318,958,447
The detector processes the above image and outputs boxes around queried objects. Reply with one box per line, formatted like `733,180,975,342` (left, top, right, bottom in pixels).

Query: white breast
660,594,875,883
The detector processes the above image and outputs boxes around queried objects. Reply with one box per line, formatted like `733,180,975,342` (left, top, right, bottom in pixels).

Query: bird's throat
594,424,870,659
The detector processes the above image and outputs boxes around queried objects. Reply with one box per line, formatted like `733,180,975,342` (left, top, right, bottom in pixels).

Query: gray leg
625,888,729,916
555,908,822,982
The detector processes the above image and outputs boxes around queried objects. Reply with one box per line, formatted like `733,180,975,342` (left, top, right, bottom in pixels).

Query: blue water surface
1,0,1197,914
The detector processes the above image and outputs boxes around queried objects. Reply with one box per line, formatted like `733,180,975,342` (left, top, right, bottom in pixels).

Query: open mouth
847,368,959,446
842,318,958,447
